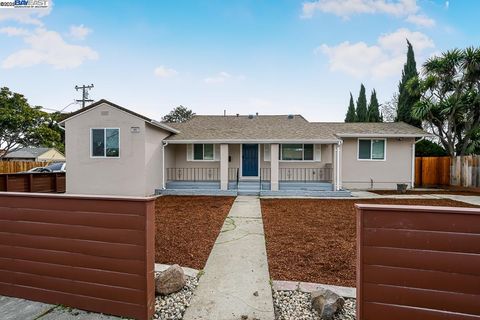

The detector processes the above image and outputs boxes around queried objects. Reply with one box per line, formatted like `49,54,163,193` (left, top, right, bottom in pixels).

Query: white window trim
357,138,387,161
190,143,217,162
279,144,320,162
90,128,120,158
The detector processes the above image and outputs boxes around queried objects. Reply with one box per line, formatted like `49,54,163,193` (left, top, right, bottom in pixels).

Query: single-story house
62,99,429,197
3,147,65,162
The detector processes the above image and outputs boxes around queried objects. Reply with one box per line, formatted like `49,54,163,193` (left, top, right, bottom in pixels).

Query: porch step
260,190,351,197
237,181,261,196
166,181,220,190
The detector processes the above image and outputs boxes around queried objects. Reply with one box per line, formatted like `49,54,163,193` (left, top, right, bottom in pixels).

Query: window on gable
193,144,214,160
358,139,385,160
91,128,120,158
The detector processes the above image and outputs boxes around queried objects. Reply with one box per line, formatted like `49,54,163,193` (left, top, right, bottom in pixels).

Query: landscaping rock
155,264,186,295
311,288,345,320
154,274,198,319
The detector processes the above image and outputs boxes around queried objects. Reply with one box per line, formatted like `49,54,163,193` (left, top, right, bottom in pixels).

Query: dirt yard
155,196,234,270
261,198,478,287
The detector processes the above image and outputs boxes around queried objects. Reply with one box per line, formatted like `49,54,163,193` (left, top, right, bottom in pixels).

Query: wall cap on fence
0,191,158,201
355,203,480,214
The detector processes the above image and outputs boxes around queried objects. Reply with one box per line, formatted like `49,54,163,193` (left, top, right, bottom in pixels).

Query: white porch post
220,144,229,190
337,142,343,190
333,144,338,191
270,144,279,191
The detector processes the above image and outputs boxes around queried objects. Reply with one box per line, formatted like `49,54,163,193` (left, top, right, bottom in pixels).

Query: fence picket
415,155,480,188
0,161,51,174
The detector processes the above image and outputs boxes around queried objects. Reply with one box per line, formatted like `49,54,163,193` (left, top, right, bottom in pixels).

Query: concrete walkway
0,296,121,320
183,196,275,320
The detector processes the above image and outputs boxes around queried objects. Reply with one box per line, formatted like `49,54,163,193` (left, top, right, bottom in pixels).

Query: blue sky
0,0,478,121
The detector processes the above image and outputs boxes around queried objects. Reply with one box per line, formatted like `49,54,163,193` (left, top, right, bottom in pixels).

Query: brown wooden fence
0,160,51,174
415,156,451,187
356,204,480,320
0,192,156,320
0,172,65,193
451,155,480,188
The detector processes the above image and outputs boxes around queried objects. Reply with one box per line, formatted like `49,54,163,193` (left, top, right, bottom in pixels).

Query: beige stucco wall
144,123,170,195
38,149,65,162
65,102,165,196
341,137,414,189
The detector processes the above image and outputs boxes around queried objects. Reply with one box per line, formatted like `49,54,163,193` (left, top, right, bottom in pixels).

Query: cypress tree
344,92,356,122
367,89,381,122
396,39,422,127
356,83,368,122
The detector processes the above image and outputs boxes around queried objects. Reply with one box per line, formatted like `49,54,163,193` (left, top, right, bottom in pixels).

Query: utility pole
75,84,94,108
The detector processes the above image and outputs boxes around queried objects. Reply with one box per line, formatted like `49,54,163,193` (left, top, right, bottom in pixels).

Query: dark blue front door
242,144,259,176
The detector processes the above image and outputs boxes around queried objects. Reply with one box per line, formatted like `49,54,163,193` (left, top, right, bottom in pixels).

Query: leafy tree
162,105,195,123
367,89,382,122
415,139,448,157
397,40,422,127
356,84,368,122
344,93,356,122
381,93,398,122
0,87,63,158
410,47,480,156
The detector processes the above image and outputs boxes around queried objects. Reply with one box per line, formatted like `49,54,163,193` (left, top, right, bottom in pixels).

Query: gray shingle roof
4,147,52,159
314,122,429,137
166,115,340,142
165,115,429,142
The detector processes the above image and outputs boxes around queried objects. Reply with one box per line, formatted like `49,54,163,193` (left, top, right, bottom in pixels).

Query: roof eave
165,139,341,144
336,133,433,138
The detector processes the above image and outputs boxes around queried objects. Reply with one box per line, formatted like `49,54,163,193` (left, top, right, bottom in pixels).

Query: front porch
157,143,351,197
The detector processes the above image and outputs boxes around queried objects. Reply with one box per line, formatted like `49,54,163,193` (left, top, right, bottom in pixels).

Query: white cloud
2,28,99,69
318,28,435,79
204,71,232,84
0,4,52,25
69,24,92,40
301,0,434,27
406,14,435,27
153,65,178,78
0,27,30,37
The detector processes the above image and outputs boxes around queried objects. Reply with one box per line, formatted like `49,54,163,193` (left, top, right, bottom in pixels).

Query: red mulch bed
373,186,480,196
155,196,235,270
261,198,478,288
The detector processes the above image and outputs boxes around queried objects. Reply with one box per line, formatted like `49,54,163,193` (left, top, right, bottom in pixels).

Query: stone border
272,280,356,299
154,263,199,278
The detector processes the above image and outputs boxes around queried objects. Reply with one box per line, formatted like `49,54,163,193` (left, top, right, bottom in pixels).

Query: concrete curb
272,280,356,299
154,263,199,278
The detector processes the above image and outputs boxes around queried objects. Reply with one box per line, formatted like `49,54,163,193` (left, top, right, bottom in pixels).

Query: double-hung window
358,139,385,160
193,144,214,161
91,128,120,158
280,144,315,161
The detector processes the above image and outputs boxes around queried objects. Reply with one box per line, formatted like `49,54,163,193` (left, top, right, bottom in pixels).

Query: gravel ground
154,275,199,320
273,290,356,320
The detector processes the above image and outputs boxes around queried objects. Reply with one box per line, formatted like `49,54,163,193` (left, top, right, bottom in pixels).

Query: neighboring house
62,99,429,197
3,147,65,162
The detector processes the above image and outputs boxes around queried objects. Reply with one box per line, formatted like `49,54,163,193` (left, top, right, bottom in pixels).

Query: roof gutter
335,133,433,138
165,139,341,144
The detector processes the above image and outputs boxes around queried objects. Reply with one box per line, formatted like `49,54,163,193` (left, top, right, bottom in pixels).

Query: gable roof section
4,147,55,159
60,99,179,134
166,115,340,143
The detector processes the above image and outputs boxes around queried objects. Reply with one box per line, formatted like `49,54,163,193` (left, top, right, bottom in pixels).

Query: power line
75,84,94,109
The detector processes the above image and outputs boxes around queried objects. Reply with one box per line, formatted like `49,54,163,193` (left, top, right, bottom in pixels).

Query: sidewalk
0,296,121,320
183,196,275,320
